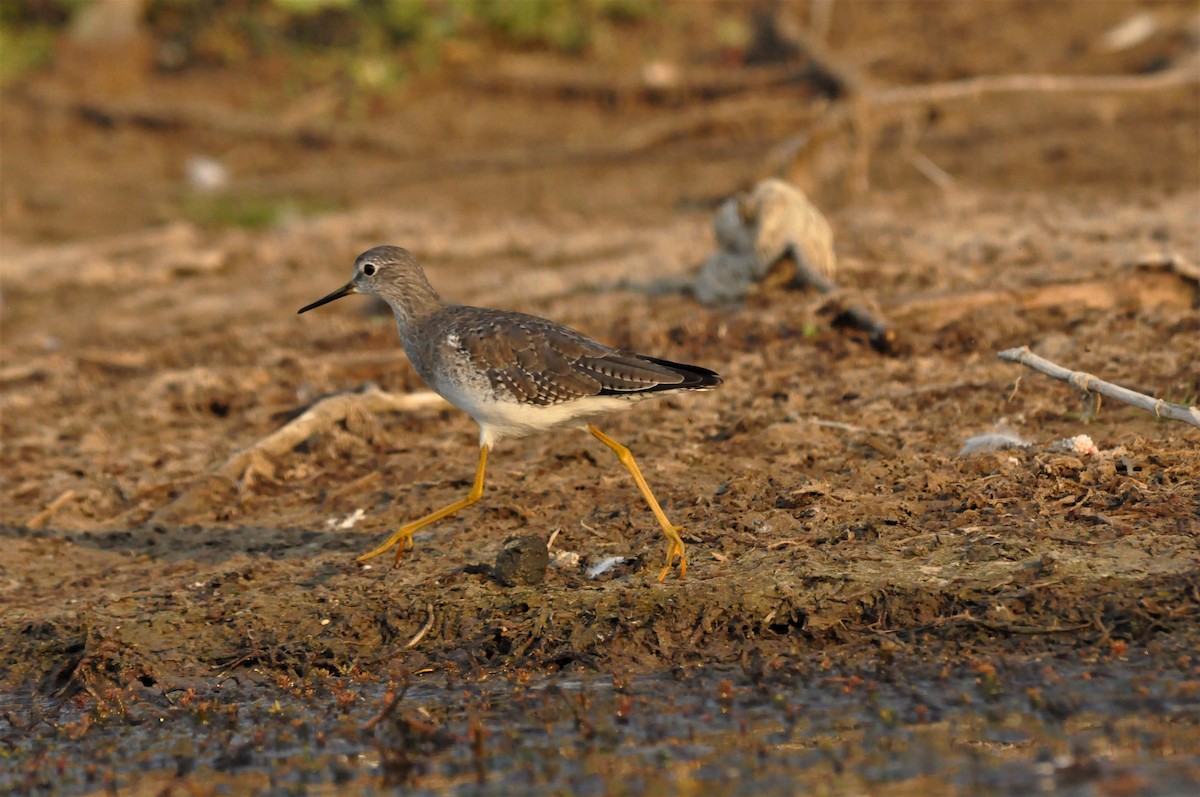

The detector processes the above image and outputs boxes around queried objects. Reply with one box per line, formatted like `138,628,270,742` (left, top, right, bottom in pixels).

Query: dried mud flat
2,2,1199,794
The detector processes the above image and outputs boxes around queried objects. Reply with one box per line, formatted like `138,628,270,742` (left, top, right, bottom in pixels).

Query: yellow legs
357,445,489,565
356,429,686,581
587,424,687,581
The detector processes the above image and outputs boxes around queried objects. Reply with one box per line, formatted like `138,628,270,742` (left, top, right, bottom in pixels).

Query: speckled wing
448,307,721,406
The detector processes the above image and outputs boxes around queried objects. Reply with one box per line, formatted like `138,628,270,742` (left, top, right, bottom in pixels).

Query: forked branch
998,346,1200,428
768,50,1200,187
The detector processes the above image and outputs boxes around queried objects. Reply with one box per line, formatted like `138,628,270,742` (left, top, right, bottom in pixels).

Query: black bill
298,282,356,314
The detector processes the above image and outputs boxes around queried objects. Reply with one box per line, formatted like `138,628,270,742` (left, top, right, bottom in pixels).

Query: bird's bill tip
297,282,357,314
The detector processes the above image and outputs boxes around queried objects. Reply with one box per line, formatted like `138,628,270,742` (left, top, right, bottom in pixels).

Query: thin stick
26,489,77,529
766,539,811,550
998,346,1200,428
802,417,869,434
404,603,435,649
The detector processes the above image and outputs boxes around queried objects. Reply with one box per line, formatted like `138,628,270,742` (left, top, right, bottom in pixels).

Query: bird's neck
382,278,444,336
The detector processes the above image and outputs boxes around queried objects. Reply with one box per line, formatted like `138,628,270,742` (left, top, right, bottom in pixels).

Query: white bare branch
998,347,1199,429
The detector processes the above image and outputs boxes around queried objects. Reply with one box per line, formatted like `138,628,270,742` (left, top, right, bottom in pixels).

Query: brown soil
1,1,1198,793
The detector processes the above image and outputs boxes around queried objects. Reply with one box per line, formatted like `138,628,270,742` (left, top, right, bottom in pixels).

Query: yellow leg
357,446,489,565
587,424,686,581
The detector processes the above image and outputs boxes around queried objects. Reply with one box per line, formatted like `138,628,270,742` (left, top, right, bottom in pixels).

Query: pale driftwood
998,347,1200,428
218,386,447,488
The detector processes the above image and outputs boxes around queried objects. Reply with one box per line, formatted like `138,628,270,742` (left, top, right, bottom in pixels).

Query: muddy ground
1,1,1199,794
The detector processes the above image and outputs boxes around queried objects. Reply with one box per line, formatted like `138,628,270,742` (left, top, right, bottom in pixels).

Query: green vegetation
1,0,663,83
179,193,339,231
0,23,56,81
0,0,75,81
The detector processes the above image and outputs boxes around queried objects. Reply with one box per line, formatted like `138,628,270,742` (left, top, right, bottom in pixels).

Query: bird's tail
637,356,723,391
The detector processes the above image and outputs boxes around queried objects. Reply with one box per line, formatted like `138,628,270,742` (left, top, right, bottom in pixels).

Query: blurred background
3,0,1196,244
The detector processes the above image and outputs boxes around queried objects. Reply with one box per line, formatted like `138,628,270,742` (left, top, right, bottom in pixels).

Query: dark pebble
493,535,549,587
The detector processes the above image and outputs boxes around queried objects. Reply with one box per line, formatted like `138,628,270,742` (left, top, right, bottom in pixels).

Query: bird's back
412,305,721,410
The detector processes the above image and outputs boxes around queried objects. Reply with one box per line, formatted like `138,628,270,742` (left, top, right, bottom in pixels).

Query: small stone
493,535,549,587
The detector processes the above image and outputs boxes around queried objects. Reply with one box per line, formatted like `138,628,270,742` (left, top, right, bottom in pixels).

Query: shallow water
3,645,1198,796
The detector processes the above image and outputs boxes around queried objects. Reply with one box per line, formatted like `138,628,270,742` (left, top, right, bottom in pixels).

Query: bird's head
298,246,425,314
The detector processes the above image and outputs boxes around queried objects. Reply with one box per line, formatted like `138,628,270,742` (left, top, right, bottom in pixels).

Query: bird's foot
656,527,687,582
356,527,417,566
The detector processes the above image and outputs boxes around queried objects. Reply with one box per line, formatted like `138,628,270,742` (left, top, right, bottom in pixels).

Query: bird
298,246,722,580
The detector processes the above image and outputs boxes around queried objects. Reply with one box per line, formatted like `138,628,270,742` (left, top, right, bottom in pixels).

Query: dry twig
768,49,1200,188
404,604,436,649
801,417,870,434
998,346,1200,428
26,489,77,529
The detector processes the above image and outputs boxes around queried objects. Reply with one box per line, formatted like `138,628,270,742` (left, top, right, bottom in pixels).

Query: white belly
433,369,635,448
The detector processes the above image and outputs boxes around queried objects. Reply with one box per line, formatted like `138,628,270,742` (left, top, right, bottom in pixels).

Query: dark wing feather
446,306,721,406
594,354,722,395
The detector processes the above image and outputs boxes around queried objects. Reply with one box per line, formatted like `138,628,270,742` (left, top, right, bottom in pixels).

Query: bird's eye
362,263,377,277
